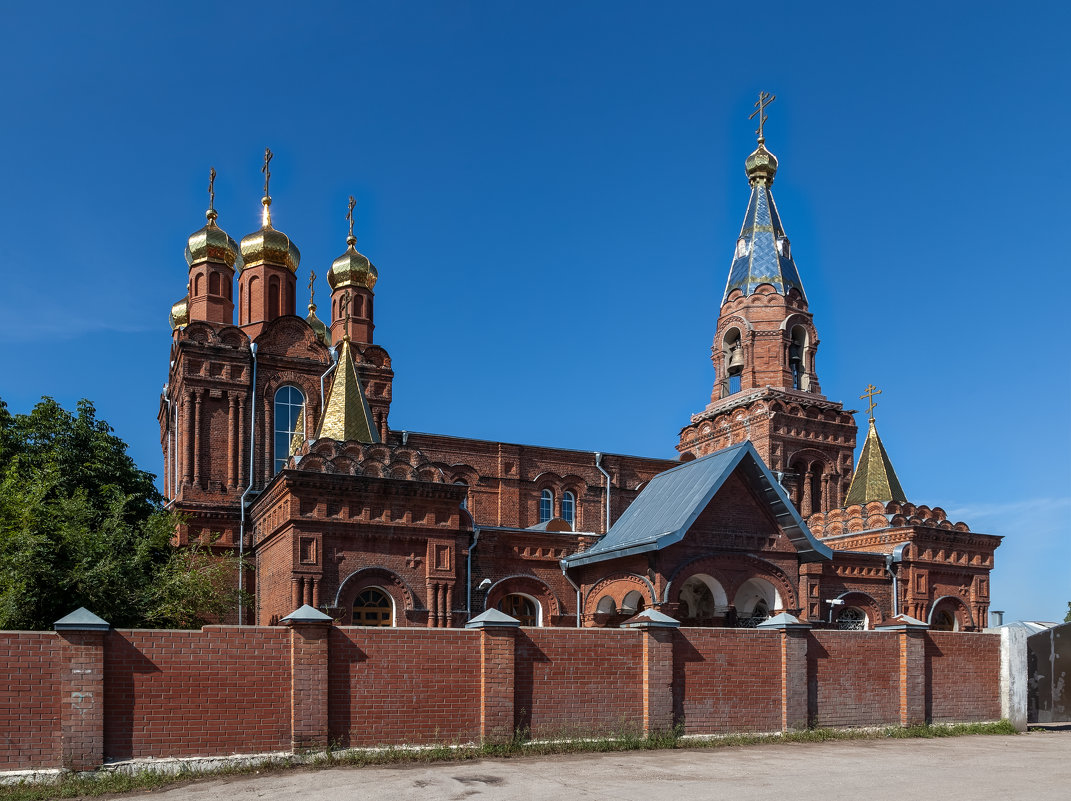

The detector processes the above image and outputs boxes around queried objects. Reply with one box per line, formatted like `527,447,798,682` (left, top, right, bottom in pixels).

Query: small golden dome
240,198,300,273
169,294,190,331
306,303,331,346
745,141,779,186
328,235,378,291
186,209,242,268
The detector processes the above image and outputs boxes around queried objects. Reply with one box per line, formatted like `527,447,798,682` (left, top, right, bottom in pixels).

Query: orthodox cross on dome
346,195,357,243
308,269,317,307
208,167,216,211
861,383,882,422
261,147,273,225
749,91,776,143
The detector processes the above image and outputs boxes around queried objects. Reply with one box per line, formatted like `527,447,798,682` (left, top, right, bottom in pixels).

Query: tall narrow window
561,491,575,529
539,489,553,523
274,386,305,472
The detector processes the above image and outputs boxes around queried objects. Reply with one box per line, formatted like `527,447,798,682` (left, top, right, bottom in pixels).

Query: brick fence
0,614,1005,772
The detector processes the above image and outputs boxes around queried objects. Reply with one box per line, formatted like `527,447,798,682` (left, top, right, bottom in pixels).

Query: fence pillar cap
466,609,521,629
621,608,680,629
54,607,110,631
282,604,333,626
874,613,929,631
757,612,811,630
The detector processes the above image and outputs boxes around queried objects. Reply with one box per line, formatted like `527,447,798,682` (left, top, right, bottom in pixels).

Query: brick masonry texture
0,625,1003,768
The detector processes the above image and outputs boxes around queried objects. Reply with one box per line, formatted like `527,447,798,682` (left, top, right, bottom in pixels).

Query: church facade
160,127,999,633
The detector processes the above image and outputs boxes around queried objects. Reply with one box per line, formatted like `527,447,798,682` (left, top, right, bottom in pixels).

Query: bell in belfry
789,342,803,365
727,343,745,375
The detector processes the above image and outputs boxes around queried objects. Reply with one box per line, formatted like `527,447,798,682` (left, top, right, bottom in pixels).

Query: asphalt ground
120,731,1069,801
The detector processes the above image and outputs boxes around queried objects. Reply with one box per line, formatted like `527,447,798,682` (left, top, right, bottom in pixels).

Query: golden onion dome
306,302,331,346
169,294,190,331
328,234,378,291
239,198,300,273
745,141,779,186
185,209,242,268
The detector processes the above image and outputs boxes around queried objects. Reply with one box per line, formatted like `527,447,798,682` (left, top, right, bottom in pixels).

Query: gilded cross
749,91,776,142
262,147,273,197
307,269,316,305
346,195,356,240
861,383,881,421
208,167,216,211
338,290,351,323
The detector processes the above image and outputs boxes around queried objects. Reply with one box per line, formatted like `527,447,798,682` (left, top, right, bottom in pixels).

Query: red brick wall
0,632,61,769
810,631,900,727
926,632,1000,723
328,628,482,746
674,628,782,733
516,629,643,736
103,627,291,759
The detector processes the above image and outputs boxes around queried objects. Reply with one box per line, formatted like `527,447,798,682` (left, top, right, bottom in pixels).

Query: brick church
161,117,999,633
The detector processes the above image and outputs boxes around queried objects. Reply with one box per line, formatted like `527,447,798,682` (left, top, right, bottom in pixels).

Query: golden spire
845,386,907,506
313,335,379,443
261,147,273,227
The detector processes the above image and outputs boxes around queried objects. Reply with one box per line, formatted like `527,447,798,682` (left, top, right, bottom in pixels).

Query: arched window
498,594,538,626
561,491,575,529
539,489,553,523
209,272,222,296
353,587,393,626
273,386,305,472
837,607,867,630
268,277,280,318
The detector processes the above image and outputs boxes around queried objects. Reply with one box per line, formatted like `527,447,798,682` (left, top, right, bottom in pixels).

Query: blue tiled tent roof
562,441,831,568
722,182,806,304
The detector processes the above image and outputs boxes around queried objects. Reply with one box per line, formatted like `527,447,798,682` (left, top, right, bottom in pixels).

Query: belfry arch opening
723,328,744,396
789,325,808,390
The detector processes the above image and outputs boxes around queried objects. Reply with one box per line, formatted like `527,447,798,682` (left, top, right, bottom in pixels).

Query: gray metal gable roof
562,441,831,568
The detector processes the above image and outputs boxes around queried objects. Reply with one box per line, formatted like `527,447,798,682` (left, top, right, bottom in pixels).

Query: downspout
465,515,481,621
320,346,338,413
163,385,175,509
886,542,910,617
594,452,611,533
561,562,582,627
238,342,259,626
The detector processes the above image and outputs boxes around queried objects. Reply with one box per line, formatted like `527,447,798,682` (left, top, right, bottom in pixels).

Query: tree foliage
0,396,244,630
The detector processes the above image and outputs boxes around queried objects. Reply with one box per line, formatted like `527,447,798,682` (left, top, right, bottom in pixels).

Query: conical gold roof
845,419,907,506
313,338,379,444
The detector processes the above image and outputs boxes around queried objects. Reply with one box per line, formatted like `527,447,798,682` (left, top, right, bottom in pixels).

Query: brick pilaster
899,629,926,726
478,627,516,742
283,605,333,751
639,627,675,734
54,608,109,771
780,628,809,730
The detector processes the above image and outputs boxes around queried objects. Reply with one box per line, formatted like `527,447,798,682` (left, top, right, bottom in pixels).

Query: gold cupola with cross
678,93,858,517
845,385,907,506
184,168,242,327
328,195,378,345
238,148,301,338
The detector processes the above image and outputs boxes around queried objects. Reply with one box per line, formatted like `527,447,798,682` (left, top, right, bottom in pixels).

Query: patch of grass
0,721,1018,801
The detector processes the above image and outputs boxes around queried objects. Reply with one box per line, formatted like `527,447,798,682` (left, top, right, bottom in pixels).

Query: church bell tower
678,94,857,516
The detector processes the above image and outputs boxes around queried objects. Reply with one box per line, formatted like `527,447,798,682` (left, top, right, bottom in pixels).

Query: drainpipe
465,512,481,621
319,346,338,413
163,384,175,509
886,542,910,617
594,452,611,533
561,563,582,627
238,343,259,626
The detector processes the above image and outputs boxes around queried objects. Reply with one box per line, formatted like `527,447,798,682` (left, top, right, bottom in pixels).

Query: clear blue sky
1,2,1067,622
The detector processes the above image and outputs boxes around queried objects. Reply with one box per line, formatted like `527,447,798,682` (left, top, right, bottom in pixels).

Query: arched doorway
733,577,781,628
353,587,393,626
677,573,729,625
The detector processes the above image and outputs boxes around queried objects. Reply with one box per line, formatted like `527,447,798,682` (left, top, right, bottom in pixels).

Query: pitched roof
313,337,379,444
845,419,906,505
562,441,831,569
722,173,806,303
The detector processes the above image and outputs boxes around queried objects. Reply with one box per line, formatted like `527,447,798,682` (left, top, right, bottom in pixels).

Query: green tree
0,396,244,630
1064,602,1070,624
